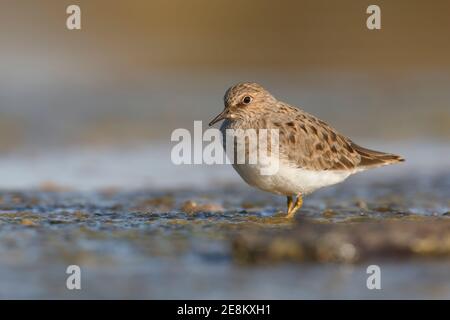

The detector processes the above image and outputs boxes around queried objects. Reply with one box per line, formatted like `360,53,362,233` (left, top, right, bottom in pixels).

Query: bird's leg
286,193,303,219
286,196,294,215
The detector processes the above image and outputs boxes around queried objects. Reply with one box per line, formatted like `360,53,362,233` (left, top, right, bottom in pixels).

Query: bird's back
235,101,404,172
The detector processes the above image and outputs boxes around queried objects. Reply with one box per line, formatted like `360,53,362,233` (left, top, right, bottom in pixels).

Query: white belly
232,161,354,196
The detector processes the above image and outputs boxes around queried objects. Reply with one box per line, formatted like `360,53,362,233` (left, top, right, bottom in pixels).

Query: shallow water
0,155,449,298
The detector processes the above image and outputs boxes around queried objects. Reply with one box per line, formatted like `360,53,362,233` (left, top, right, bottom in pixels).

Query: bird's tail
351,142,405,169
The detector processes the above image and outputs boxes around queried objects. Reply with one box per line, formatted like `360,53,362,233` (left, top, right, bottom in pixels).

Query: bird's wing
266,105,362,171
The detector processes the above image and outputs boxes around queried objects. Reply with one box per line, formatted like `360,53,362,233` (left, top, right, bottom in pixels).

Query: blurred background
1,0,450,300
0,0,449,189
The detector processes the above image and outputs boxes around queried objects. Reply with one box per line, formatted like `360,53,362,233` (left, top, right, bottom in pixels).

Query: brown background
1,0,449,149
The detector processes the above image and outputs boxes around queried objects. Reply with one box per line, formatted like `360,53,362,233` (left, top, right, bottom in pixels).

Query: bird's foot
286,194,303,219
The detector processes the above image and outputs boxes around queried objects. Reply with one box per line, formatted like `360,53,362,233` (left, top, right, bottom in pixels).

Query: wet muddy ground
0,169,449,299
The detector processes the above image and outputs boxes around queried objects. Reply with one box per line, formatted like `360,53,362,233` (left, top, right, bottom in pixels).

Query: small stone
20,219,37,226
355,199,368,210
375,206,391,213
39,181,72,192
322,209,336,218
181,200,223,214
338,243,357,262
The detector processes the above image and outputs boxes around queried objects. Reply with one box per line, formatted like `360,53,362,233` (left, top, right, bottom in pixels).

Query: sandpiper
209,82,404,218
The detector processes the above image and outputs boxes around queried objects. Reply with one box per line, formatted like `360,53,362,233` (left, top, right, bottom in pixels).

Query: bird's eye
242,96,252,104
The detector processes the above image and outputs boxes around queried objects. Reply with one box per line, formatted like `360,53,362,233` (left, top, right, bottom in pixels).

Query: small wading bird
209,82,404,219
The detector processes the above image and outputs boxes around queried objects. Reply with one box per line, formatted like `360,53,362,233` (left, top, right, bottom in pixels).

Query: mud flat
0,169,449,299
233,219,450,264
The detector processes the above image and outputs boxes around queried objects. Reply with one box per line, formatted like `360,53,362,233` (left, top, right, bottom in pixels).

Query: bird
209,82,404,219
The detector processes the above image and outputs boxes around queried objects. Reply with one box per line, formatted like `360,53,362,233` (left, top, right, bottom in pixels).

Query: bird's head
209,82,276,126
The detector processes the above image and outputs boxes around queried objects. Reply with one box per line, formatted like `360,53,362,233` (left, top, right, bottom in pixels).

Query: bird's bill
209,109,229,126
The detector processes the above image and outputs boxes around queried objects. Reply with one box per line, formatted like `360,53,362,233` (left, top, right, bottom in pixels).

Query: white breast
232,160,354,196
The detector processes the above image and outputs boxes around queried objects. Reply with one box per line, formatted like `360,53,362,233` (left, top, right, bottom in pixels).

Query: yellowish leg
286,194,303,219
286,196,294,215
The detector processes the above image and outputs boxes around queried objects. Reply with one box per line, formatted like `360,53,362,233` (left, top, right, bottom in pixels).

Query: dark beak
209,109,229,126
